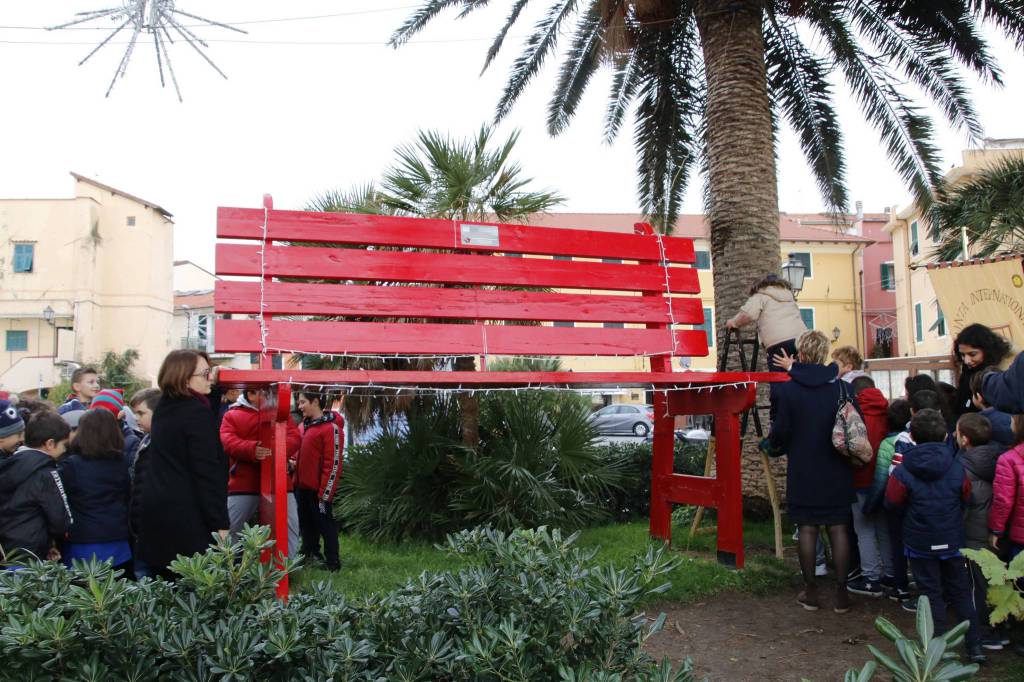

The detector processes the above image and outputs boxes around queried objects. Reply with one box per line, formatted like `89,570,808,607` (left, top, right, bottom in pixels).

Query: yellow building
885,140,1024,357
525,213,871,389
0,173,174,395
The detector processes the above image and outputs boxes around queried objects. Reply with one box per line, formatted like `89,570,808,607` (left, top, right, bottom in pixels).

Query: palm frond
632,13,701,232
764,11,848,212
929,154,1024,260
495,0,580,121
481,0,533,74
968,0,1024,50
304,184,390,214
806,5,943,210
390,0,480,47
848,1,985,139
603,50,641,143
547,4,605,135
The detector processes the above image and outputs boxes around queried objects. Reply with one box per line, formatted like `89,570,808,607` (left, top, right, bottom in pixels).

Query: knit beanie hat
91,388,125,416
0,399,26,439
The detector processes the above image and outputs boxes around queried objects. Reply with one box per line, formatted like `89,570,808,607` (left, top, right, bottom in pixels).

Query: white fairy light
47,1,246,101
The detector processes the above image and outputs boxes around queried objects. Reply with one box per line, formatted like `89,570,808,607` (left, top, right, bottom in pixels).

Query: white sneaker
815,563,828,577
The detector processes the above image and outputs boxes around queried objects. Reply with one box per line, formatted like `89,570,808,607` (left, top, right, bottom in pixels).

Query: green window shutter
694,251,711,270
880,263,892,290
914,303,923,342
799,308,814,330
936,305,946,337
13,244,33,273
5,330,28,352
910,221,919,256
702,307,714,346
792,252,812,278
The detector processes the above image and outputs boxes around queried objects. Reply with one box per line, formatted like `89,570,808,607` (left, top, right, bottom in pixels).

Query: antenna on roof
47,0,246,101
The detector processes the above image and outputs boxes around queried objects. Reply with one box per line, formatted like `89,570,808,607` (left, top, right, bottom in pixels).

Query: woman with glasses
135,349,229,579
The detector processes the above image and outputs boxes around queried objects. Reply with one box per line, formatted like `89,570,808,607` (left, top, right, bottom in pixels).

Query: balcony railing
180,336,212,352
865,354,954,399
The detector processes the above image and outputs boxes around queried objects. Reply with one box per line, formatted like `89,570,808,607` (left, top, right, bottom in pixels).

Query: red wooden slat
654,473,721,508
217,207,695,263
214,281,704,325
216,244,699,294
215,319,709,357
215,369,789,387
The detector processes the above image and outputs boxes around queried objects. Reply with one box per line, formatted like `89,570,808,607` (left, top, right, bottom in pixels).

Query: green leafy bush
600,440,709,522
0,526,695,681
337,393,626,541
962,547,1024,624
844,595,979,681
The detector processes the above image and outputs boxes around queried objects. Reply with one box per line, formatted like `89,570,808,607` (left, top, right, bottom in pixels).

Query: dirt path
644,582,1023,681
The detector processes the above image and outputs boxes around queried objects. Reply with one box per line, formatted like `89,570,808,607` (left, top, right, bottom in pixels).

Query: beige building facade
0,173,174,395
885,140,1024,358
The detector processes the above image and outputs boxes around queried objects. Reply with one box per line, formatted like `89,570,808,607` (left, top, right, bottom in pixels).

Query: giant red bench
213,196,785,596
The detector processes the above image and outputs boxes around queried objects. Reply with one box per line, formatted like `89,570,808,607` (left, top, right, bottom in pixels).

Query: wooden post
688,437,715,539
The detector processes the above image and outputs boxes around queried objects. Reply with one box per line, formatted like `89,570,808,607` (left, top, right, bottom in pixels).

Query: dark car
588,403,654,437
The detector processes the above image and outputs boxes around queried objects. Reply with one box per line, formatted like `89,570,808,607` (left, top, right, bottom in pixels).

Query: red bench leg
258,384,291,599
714,410,743,569
648,390,674,543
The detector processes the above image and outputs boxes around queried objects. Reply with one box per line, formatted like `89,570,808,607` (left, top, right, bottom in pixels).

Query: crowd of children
819,343,1024,664
0,363,344,577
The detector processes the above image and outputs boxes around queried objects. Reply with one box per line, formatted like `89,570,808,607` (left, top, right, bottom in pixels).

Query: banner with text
927,257,1024,343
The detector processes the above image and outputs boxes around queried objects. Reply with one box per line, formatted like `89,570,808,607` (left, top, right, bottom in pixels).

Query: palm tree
391,1,1023,502
307,125,564,445
930,154,1024,261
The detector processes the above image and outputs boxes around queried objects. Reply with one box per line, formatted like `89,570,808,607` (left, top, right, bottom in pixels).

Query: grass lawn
291,514,796,604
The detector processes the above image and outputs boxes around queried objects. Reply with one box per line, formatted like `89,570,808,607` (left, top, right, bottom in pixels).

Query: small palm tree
930,154,1024,261
306,126,564,445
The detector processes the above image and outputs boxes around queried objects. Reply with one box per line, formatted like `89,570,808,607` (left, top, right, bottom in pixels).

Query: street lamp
42,306,55,326
781,253,806,297
832,326,841,342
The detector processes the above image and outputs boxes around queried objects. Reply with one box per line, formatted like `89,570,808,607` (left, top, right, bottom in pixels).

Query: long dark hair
952,323,1012,378
74,409,124,460
748,273,792,297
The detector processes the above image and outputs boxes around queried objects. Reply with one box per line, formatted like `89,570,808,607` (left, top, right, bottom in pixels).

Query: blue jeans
133,556,152,580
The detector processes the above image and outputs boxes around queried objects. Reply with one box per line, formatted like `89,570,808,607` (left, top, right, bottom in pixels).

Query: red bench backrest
213,202,709,363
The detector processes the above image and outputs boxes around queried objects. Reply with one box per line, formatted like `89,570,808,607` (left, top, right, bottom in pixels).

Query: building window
504,252,522,258
13,243,34,273
936,303,946,337
126,216,136,227
914,302,923,342
910,221,920,257
799,308,815,330
554,255,572,261
792,252,812,278
554,321,575,328
694,307,715,346
694,250,711,270
272,355,283,370
250,352,260,365
880,262,895,290
603,322,624,328
602,257,622,264
5,330,28,352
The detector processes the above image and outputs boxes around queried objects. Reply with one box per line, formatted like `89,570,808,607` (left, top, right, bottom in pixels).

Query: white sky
1,1,1022,271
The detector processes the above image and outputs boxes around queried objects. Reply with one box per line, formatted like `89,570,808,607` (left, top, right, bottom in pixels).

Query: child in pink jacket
988,415,1024,560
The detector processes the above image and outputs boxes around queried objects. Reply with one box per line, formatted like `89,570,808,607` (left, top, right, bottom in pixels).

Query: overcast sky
2,1,1022,270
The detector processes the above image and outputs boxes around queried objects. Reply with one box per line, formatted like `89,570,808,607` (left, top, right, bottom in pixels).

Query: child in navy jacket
885,409,984,664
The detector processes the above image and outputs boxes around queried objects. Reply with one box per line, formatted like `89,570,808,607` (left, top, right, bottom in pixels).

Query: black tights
798,524,850,587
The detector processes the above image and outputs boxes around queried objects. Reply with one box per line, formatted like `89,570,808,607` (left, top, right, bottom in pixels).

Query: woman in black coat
770,330,855,614
137,350,228,578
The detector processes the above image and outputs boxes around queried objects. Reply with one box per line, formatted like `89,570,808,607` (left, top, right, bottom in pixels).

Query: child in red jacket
295,391,343,571
220,389,302,556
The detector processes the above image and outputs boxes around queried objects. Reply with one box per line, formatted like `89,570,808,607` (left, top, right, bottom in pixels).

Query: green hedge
0,526,696,681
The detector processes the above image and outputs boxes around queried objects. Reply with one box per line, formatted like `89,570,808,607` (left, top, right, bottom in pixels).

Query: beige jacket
739,286,807,348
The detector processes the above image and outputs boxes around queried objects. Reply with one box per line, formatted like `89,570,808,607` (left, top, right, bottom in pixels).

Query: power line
0,36,503,47
0,4,422,31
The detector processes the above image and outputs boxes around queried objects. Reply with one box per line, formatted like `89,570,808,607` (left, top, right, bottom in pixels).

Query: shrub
600,440,709,522
0,526,696,681
337,392,625,541
845,595,979,681
962,547,1024,624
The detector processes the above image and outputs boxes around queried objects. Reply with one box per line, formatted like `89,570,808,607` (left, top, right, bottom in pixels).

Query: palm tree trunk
696,0,783,510
455,354,480,447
